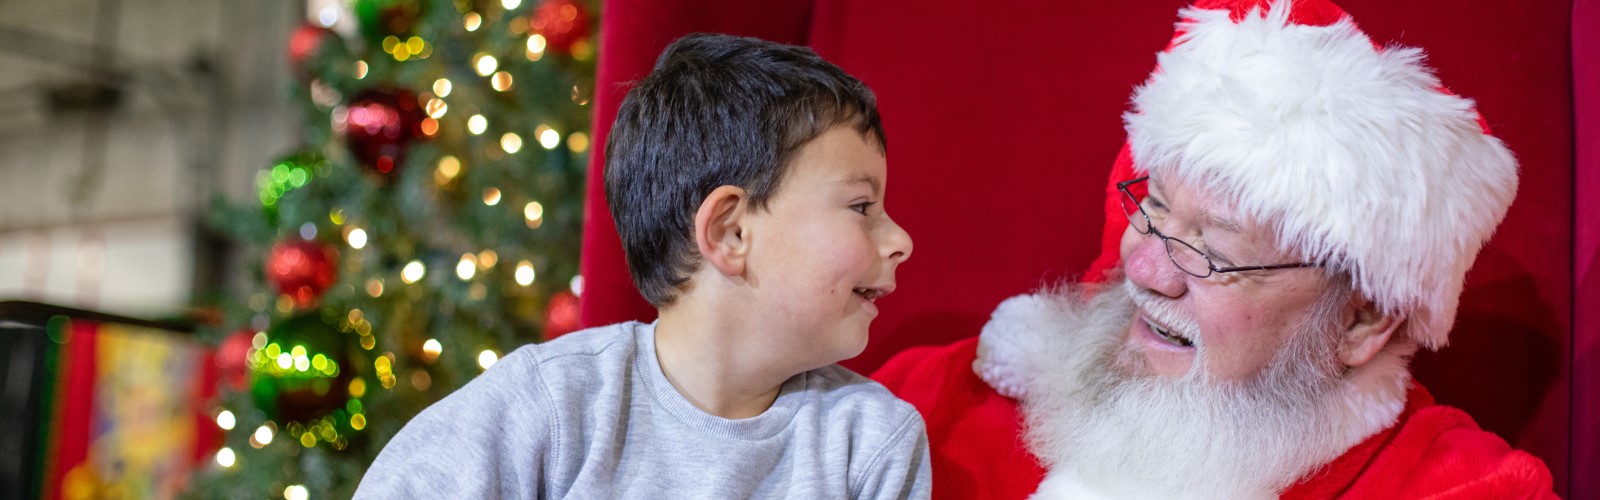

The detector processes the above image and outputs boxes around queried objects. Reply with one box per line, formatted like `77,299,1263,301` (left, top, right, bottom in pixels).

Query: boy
356,33,928,498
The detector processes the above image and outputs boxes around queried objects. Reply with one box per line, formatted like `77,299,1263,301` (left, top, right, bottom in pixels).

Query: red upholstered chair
578,0,1597,496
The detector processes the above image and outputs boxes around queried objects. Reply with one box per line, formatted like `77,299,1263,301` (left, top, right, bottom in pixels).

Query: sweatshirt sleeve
354,354,555,499
852,412,933,500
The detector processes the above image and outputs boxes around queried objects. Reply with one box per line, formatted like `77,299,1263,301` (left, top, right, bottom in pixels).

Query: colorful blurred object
0,302,211,500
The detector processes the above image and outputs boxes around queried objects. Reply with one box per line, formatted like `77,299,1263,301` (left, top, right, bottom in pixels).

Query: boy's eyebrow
840,174,882,196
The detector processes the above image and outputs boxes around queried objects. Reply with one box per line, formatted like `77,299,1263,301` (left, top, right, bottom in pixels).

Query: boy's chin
837,326,872,361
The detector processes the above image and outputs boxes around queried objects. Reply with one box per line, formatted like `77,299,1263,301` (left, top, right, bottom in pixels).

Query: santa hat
1122,0,1518,349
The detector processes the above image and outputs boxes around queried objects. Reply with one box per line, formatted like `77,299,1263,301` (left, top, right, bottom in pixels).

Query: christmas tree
190,0,596,497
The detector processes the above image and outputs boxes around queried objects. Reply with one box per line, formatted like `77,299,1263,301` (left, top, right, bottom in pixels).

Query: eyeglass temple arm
1214,262,1320,273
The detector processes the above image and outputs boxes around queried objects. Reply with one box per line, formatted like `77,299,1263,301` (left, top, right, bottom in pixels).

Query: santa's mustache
1123,280,1202,344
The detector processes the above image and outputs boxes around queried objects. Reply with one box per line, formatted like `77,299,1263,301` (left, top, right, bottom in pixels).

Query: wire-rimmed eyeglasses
1117,176,1318,278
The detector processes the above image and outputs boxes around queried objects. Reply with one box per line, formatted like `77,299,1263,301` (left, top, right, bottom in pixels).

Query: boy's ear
1337,292,1405,368
694,185,750,277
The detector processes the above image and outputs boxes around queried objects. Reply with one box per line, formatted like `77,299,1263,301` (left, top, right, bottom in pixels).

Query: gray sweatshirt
355,321,931,499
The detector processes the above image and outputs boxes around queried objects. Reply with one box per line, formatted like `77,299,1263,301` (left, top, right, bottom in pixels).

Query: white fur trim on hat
1123,3,1518,349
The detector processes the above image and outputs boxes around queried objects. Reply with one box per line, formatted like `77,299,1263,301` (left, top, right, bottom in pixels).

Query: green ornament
249,312,354,425
354,0,426,44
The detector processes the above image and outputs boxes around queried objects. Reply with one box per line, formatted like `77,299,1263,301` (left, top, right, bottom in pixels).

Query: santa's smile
1133,312,1196,353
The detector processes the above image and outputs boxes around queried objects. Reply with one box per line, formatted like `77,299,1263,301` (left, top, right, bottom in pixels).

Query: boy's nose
882,217,912,264
1122,227,1185,299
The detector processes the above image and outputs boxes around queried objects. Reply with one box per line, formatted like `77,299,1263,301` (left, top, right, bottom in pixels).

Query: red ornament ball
530,0,592,54
217,328,257,392
544,290,582,339
266,239,338,307
288,23,340,77
344,87,424,176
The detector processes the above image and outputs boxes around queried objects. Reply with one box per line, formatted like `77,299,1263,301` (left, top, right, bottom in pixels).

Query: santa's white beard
1019,279,1404,500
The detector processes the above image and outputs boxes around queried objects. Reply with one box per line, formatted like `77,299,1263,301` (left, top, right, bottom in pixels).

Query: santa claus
872,0,1557,498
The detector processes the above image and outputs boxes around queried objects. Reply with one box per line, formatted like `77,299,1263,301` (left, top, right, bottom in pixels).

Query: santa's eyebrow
839,174,882,196
1203,211,1243,233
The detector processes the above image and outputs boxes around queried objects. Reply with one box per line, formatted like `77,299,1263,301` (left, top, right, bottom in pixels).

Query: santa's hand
974,294,1049,401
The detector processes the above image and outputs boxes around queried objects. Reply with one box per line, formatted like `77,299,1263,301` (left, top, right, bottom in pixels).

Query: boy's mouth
852,285,893,302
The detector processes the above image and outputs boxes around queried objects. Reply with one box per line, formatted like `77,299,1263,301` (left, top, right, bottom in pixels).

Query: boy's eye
850,202,875,214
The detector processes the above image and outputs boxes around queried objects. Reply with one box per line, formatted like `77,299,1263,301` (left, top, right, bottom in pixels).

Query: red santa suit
874,337,1555,499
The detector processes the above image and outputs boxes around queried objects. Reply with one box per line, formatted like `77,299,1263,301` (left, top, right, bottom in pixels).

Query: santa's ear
694,185,750,277
1338,292,1405,367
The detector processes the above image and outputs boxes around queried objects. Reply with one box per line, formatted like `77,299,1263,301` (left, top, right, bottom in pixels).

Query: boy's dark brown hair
604,33,886,306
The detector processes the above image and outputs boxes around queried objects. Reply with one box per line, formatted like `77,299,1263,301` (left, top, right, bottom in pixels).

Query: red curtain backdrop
578,0,1589,495
1572,0,1598,498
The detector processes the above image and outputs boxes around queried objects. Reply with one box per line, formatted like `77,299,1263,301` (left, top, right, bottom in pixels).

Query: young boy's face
742,126,913,369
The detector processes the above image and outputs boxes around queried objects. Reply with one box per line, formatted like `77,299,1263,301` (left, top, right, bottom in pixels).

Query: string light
422,339,442,361
523,201,543,227
435,156,461,187
500,133,523,153
216,447,236,468
317,5,339,27
537,125,560,149
515,261,535,286
426,98,448,118
468,115,488,135
216,410,236,430
346,228,367,249
491,71,514,91
482,187,502,206
502,0,522,10
401,260,426,283
567,132,590,153
254,424,275,445
285,485,308,500
366,278,384,297
355,60,368,79
526,34,547,61
464,12,482,31
433,78,453,97
570,275,584,296
478,250,498,268
457,254,478,280
474,53,498,76
478,350,499,370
